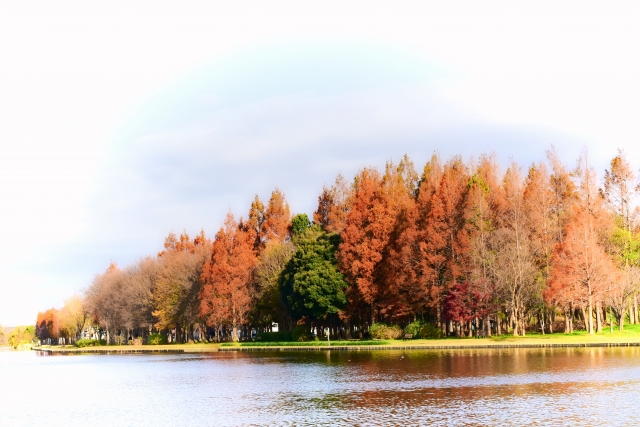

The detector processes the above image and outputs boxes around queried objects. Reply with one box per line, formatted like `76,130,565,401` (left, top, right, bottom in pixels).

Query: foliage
147,333,167,345
60,151,640,346
36,308,60,340
291,213,311,236
200,213,257,341
75,338,104,348
443,281,493,324
250,241,295,328
403,320,424,337
419,323,445,339
291,324,312,342
281,225,347,322
8,325,36,349
369,323,402,340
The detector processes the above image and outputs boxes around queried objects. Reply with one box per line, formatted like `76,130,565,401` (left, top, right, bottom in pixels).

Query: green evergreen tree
280,225,347,322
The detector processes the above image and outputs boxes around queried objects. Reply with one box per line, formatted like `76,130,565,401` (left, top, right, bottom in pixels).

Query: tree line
36,148,640,343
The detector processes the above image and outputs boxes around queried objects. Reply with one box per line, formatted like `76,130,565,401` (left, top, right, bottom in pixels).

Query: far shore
32,329,640,354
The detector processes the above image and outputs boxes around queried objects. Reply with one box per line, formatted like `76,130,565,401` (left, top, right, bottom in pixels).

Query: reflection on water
1,348,639,426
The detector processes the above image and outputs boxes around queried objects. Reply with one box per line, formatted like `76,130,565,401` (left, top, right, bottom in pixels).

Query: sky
2,1,640,325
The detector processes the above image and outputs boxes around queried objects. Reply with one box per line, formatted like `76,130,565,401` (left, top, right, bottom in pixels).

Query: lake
1,347,640,426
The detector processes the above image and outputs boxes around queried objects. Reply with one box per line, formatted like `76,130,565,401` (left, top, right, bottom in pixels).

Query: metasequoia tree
386,154,443,321
84,263,127,344
251,240,296,330
121,257,160,335
375,156,419,320
200,213,257,341
549,153,616,334
523,162,558,332
58,295,88,340
464,154,504,335
338,158,416,324
262,188,291,244
419,157,471,326
491,162,538,336
246,195,266,250
314,174,353,234
36,308,60,341
601,150,640,324
153,233,210,342
337,167,385,323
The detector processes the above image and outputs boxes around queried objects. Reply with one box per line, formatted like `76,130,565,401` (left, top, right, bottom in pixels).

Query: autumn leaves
39,148,640,343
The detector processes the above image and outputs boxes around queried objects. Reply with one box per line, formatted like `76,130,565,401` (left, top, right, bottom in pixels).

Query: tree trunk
596,301,603,333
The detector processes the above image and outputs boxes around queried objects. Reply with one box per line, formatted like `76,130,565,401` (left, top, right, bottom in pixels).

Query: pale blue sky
1,1,639,325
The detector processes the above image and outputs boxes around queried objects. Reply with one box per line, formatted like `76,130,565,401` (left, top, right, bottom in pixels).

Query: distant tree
200,213,257,341
338,159,415,324
443,281,493,336
251,240,296,330
291,213,311,236
246,195,266,250
8,325,36,349
601,149,640,324
281,226,347,324
493,162,541,336
418,157,471,325
0,324,7,346
153,239,209,342
314,174,353,234
549,152,616,334
36,308,60,341
59,295,88,340
263,189,291,244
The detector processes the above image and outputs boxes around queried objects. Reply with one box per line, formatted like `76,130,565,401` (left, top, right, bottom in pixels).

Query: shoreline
32,335,640,355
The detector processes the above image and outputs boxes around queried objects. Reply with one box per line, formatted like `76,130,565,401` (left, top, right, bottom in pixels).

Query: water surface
1,347,639,426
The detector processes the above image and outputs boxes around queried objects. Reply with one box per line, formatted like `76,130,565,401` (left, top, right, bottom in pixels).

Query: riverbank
33,326,640,354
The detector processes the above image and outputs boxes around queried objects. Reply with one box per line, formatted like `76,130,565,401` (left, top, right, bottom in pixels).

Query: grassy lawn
32,324,640,353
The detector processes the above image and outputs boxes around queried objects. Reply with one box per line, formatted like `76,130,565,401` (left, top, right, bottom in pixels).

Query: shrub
292,324,312,342
75,339,102,348
404,320,424,338
257,331,293,342
369,323,403,340
419,323,444,339
147,333,166,345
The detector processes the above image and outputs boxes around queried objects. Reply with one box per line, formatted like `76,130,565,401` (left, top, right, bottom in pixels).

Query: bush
292,324,312,342
419,323,444,339
75,339,103,348
257,331,293,342
147,333,166,345
369,323,403,340
404,320,424,338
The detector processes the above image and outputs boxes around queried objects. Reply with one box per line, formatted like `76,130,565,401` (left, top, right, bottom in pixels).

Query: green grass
232,340,391,347
33,323,640,353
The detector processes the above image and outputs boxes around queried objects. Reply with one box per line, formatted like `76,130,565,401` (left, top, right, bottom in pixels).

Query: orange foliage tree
200,213,257,341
